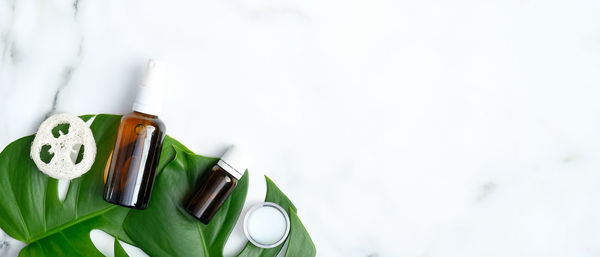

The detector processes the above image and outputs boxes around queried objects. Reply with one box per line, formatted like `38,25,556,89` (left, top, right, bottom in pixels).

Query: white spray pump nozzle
133,59,168,116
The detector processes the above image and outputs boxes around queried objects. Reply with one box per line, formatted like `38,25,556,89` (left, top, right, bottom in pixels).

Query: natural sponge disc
30,113,97,180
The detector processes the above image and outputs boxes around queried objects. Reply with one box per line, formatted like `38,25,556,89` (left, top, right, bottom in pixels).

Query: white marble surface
2,0,600,256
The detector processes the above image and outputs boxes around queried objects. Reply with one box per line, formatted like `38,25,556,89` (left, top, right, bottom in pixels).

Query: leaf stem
26,205,116,244
195,222,210,257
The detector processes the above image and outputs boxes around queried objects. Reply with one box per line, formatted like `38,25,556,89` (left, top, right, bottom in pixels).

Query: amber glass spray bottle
185,146,245,224
103,60,167,209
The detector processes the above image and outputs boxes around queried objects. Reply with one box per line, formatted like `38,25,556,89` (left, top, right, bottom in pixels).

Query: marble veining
45,39,84,118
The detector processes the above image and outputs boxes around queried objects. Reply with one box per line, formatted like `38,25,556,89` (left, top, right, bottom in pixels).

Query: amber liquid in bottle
185,165,238,224
103,111,166,209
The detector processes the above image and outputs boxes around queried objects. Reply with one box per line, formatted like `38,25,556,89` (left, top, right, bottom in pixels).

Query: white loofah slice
30,113,97,180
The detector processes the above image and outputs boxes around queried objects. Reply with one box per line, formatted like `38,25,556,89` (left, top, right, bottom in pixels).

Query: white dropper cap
132,59,167,116
217,145,246,180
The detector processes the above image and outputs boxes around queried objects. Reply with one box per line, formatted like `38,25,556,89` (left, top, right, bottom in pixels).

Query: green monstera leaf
0,114,131,256
122,146,249,257
121,151,315,257
114,237,129,257
0,114,315,257
237,177,315,257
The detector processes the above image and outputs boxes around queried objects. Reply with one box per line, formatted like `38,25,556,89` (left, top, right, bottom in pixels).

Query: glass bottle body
185,165,238,224
103,111,165,209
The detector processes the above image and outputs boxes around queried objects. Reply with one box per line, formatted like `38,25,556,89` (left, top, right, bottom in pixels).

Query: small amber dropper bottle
103,60,167,209
185,146,245,224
